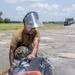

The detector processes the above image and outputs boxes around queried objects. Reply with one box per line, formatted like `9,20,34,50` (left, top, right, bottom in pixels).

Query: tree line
0,11,10,23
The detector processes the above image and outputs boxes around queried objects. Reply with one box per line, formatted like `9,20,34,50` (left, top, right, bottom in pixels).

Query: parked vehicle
64,18,74,26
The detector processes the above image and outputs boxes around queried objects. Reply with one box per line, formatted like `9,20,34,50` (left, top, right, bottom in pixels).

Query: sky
0,0,75,22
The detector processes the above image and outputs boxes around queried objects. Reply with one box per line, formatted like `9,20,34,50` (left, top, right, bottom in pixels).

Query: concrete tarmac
0,24,75,75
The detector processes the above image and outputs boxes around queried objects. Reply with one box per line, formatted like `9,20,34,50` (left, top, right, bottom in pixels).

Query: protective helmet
23,11,43,30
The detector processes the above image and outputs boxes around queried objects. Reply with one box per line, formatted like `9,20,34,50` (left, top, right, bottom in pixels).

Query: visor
23,11,43,30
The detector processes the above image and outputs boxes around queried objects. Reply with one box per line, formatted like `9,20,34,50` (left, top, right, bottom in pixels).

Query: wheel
44,68,53,75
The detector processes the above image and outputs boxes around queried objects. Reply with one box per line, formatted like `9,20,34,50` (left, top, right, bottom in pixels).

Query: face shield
23,11,43,30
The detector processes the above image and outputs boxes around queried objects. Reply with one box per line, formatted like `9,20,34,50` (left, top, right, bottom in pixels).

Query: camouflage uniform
14,46,32,60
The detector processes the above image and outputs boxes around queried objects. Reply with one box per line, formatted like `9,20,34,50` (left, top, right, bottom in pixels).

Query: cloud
63,4,75,12
16,6,29,16
31,3,59,17
62,4,75,17
4,0,41,3
0,8,2,11
4,0,17,3
32,3,49,8
20,0,41,2
16,6,25,12
32,3,59,11
62,8,71,12
51,4,59,10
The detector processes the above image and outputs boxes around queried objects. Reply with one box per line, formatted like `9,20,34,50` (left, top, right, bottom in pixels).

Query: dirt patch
58,53,75,59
